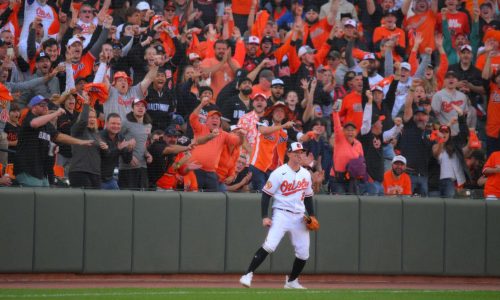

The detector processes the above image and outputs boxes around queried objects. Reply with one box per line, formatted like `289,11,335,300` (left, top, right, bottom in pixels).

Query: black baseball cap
164,124,181,136
36,51,50,62
344,122,357,129
261,35,273,44
445,70,458,79
413,106,428,115
305,4,319,13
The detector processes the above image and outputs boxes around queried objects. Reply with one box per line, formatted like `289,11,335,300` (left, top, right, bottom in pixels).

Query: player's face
288,150,304,165
106,116,122,134
392,161,405,175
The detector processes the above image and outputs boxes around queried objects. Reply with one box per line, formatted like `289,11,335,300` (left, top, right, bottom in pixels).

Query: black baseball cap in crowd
155,44,166,54
445,70,458,79
261,35,273,44
344,122,357,129
382,11,398,18
305,4,320,13
238,77,253,87
165,124,182,136
199,85,214,96
36,51,50,62
413,106,429,115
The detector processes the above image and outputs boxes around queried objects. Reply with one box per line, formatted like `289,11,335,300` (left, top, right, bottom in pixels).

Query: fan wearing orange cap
476,29,500,72
188,95,243,191
102,57,159,120
249,101,295,191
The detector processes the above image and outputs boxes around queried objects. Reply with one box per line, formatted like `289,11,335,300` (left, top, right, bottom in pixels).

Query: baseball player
239,142,318,289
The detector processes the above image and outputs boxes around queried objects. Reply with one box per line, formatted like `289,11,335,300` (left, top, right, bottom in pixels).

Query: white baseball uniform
261,163,314,260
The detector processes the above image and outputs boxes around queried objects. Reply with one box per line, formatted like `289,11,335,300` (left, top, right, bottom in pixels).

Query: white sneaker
284,276,306,289
239,272,253,288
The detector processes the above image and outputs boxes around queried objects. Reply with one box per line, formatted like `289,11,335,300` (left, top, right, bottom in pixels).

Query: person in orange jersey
383,155,412,195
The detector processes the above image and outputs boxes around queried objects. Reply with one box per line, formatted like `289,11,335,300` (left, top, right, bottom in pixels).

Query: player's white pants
262,209,310,260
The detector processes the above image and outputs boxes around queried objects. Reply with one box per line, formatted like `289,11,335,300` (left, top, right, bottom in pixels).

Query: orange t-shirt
216,145,240,182
383,170,411,195
251,83,271,99
250,126,288,173
304,18,333,51
486,83,500,138
483,151,500,198
189,113,240,172
232,0,252,15
383,170,412,195
71,52,95,79
373,26,406,47
339,91,363,130
476,53,500,74
200,57,240,99
404,10,437,53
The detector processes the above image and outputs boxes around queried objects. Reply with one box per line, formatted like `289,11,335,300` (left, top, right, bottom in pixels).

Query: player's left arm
304,196,315,216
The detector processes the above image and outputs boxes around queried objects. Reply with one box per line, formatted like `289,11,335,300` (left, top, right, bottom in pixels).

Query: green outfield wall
0,188,499,276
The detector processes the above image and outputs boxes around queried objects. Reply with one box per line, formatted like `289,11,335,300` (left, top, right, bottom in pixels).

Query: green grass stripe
0,288,500,300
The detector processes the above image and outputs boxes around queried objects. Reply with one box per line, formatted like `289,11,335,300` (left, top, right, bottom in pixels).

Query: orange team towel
84,83,109,105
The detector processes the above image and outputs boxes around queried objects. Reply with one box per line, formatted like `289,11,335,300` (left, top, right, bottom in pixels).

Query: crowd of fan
0,0,499,198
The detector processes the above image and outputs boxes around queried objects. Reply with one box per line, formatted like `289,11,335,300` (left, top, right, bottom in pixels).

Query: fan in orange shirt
373,12,406,59
383,155,412,195
402,0,438,53
483,151,500,200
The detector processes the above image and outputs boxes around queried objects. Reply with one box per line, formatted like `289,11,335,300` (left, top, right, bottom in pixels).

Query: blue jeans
194,169,218,192
439,178,456,198
249,165,269,192
366,181,384,196
101,179,119,190
16,173,49,187
383,144,396,172
409,174,429,197
217,181,227,192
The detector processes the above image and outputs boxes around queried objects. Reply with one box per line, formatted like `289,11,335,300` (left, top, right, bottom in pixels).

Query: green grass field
1,288,500,300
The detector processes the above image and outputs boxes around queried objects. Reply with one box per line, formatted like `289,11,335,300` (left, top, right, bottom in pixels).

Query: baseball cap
165,0,175,9
288,142,305,152
0,82,14,101
298,45,316,57
413,106,428,115
426,63,435,69
271,78,285,87
132,98,148,107
344,19,357,28
382,11,397,18
112,71,132,85
112,43,122,50
238,77,252,87
67,35,85,47
199,86,213,96
36,51,49,62
261,35,273,44
344,122,357,129
439,124,451,133
247,36,260,44
155,44,165,54
251,92,267,100
264,101,289,116
401,62,411,71
305,4,320,13
460,44,472,52
392,155,407,165
445,70,458,78
165,124,181,136
28,95,49,107
363,53,376,60
207,110,222,118
230,125,242,131
188,52,201,61
136,1,150,10
328,50,341,59
371,85,384,93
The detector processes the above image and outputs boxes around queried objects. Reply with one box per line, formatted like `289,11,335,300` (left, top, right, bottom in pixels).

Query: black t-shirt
398,119,434,176
56,109,79,158
359,132,384,182
146,85,176,131
4,122,19,164
147,140,174,187
14,111,59,179
220,94,251,125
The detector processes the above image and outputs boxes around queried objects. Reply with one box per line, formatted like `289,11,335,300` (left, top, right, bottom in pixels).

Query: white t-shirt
77,18,98,48
263,164,314,214
21,0,58,42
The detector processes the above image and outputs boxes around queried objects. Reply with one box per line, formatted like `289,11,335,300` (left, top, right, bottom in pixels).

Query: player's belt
275,208,301,214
